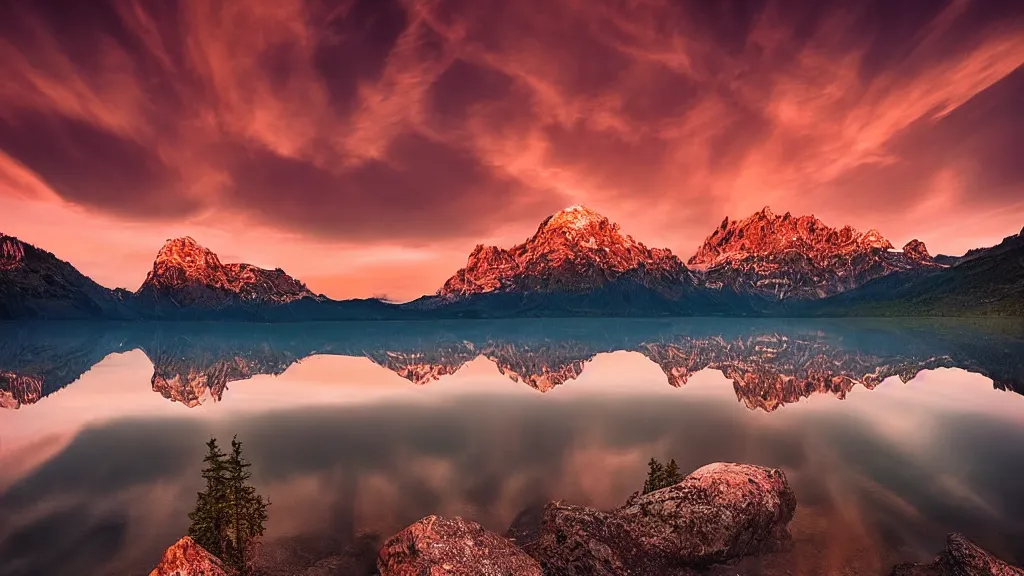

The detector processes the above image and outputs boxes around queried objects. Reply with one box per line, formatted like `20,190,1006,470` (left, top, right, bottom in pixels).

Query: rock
890,533,1024,576
506,502,546,548
149,536,227,576
903,239,933,262
526,463,796,574
620,462,796,563
525,501,647,575
0,235,26,270
377,515,543,576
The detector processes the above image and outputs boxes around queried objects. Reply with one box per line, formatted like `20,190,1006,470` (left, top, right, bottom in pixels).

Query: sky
1,0,1023,301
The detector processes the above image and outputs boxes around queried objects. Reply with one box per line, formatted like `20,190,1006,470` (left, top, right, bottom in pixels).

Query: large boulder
524,502,646,575
619,462,796,564
149,536,227,576
890,533,1024,576
525,463,796,574
377,515,543,576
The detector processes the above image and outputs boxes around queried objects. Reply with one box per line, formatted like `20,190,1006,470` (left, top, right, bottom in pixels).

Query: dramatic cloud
0,0,1022,298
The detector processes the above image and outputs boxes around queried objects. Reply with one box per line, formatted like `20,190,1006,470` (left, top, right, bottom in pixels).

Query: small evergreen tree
642,457,664,494
642,457,684,494
223,436,270,576
187,436,269,576
664,459,681,485
188,438,229,557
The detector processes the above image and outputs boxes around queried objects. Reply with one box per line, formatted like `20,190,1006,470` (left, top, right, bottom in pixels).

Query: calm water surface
1,318,1023,576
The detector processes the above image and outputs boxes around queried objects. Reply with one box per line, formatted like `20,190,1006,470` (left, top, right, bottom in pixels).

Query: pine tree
223,436,270,576
642,456,685,494
643,457,664,494
187,436,269,576
664,458,682,485
188,438,230,557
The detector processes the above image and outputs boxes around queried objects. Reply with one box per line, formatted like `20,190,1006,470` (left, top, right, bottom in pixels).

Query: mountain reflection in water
2,318,1023,411
1,318,1023,576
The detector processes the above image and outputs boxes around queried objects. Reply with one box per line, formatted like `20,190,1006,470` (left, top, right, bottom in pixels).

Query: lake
1,318,1023,575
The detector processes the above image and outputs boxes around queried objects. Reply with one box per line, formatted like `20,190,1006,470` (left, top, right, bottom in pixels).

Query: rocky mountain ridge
688,207,940,300
439,205,694,300
135,236,317,309
0,235,26,270
1,206,1020,319
807,225,1024,316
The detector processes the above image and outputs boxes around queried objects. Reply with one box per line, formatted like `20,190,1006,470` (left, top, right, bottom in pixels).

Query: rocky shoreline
149,462,1023,576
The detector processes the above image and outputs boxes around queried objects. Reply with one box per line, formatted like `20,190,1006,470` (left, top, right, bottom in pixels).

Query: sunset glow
1,0,1022,300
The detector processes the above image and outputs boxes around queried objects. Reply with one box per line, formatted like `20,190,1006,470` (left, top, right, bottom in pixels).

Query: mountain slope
934,227,1024,266
0,233,135,319
689,208,938,300
801,229,1024,316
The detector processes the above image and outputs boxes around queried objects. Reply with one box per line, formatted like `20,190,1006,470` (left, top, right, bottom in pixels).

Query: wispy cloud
0,0,1022,299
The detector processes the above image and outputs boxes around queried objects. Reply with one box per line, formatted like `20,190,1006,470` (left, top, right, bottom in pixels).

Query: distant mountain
439,206,693,297
410,206,750,316
133,237,318,313
0,233,136,320
0,209,1020,320
934,226,1024,266
688,207,939,301
805,227,1024,316
129,237,410,321
0,234,417,321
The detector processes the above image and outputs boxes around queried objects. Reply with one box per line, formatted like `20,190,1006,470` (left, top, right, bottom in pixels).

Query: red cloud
1,0,1022,299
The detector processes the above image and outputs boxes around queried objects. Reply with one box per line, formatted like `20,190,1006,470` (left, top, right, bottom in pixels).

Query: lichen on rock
377,514,542,576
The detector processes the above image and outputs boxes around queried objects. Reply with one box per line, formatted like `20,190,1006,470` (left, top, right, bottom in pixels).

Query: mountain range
1,206,1021,319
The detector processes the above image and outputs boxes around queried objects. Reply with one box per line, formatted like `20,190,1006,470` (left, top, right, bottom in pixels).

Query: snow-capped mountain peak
438,206,691,297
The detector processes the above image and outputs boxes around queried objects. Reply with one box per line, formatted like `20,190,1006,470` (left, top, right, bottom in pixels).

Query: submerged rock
506,502,546,548
256,532,381,576
525,462,796,574
377,515,543,576
890,533,1024,576
149,536,227,576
